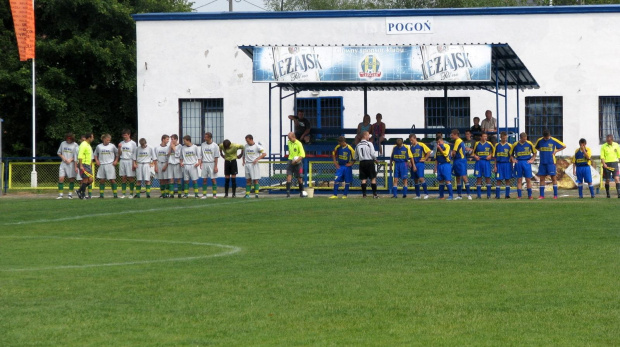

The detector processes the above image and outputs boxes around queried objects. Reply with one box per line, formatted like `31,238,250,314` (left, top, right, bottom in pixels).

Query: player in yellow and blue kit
434,135,453,200
510,132,537,199
390,138,413,198
472,133,495,199
450,129,471,200
330,136,355,199
408,134,431,199
534,129,566,199
494,132,513,199
572,138,595,199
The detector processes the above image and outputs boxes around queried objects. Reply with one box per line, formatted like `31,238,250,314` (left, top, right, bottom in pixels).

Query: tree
0,0,193,157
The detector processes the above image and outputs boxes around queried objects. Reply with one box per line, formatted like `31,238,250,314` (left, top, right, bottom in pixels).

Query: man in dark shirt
288,110,312,144
470,117,482,141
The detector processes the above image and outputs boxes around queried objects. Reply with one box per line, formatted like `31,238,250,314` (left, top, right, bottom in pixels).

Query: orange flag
9,0,35,61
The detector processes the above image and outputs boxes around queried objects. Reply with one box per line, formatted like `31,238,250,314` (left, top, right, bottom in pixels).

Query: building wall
136,8,620,158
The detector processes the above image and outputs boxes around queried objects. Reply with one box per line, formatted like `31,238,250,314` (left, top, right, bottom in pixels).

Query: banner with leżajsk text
251,45,491,83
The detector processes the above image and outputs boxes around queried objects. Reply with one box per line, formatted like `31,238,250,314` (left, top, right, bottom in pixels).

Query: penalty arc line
0,236,242,272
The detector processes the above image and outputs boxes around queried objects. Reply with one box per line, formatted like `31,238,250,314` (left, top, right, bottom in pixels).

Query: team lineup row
54,129,620,200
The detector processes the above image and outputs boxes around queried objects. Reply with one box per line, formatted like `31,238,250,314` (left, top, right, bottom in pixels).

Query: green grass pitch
1,196,619,346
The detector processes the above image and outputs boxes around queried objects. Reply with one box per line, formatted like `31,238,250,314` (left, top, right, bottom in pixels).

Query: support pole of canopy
495,58,500,141
444,85,449,135
516,85,520,133
363,86,368,118
269,83,272,160
504,69,508,136
279,86,283,157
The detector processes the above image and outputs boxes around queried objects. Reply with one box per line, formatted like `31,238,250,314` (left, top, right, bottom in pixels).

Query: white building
134,5,620,161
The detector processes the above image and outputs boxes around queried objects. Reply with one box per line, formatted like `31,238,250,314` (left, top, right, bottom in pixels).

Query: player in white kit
167,134,183,198
180,135,202,198
133,138,157,198
118,129,137,198
94,134,119,198
57,133,79,199
242,134,266,198
201,132,220,199
154,134,170,198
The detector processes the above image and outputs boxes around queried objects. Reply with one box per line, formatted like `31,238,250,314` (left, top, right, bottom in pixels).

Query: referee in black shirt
355,131,378,198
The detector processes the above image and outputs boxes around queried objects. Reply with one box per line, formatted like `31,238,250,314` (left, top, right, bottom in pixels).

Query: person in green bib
286,132,306,198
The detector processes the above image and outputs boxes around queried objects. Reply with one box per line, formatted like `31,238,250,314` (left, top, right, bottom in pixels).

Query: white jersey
244,143,265,163
119,140,137,160
135,145,156,164
57,141,79,161
155,145,170,163
168,144,182,165
201,142,220,163
181,144,201,166
94,143,117,165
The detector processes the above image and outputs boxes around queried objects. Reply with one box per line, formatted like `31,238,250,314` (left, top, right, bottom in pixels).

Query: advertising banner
252,45,491,83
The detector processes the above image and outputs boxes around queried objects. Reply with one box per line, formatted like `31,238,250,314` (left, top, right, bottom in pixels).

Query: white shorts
156,162,168,180
136,163,151,182
245,163,261,180
96,163,116,180
183,165,200,181
59,162,77,179
119,159,135,177
166,163,182,180
201,162,218,179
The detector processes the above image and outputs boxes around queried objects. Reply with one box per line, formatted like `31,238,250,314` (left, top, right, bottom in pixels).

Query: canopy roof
239,43,538,92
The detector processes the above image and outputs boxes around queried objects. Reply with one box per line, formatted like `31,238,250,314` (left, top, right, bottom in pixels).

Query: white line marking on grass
0,236,241,272
2,199,264,226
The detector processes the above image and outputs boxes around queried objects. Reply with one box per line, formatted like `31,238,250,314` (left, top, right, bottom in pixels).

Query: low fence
0,157,608,194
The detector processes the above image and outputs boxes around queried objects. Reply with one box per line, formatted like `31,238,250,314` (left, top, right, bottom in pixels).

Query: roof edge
133,5,620,22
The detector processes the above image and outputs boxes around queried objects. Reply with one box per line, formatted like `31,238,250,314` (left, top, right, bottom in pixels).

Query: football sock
298,182,303,193
232,180,237,194
446,183,453,198
456,183,462,196
578,184,583,197
333,183,340,195
69,182,75,191
465,183,470,195
414,183,420,196
58,183,64,194
112,183,118,196
371,183,377,195
605,183,610,196
517,189,522,198
527,188,532,198
254,183,260,194
224,178,230,195
100,183,105,196
540,186,545,197
588,184,595,197
392,186,397,197
344,183,350,196
286,182,291,193
486,184,492,198
505,186,510,197
495,186,501,198
439,184,445,198
122,183,127,194
422,182,428,195
553,184,558,197
146,184,151,196
136,184,141,197
402,186,408,197
476,185,482,198
361,183,367,195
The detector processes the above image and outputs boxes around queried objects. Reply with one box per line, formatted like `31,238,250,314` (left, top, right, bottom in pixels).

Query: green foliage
1,197,619,345
0,0,192,157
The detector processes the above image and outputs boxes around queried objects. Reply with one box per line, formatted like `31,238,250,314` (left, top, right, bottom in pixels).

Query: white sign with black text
385,17,433,35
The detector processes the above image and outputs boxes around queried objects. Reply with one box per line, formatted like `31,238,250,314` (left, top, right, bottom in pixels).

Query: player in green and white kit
118,129,137,198
180,135,202,198
133,138,157,198
155,134,170,198
201,132,220,199
167,134,183,198
94,134,119,198
242,134,266,198
57,133,79,199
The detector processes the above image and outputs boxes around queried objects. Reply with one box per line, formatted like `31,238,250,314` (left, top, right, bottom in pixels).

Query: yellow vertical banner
9,0,35,61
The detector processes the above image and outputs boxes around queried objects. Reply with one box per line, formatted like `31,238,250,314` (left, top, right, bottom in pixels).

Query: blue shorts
575,165,592,184
474,160,491,178
437,163,452,182
411,162,425,180
393,162,408,180
496,162,513,180
335,166,353,183
452,159,467,177
514,160,533,179
538,163,557,176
